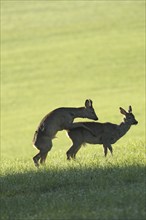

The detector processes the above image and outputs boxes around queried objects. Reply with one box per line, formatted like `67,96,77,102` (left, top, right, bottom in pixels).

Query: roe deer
33,99,98,167
66,106,138,160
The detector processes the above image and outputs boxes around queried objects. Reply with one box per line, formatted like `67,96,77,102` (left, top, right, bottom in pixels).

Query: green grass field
1,1,145,220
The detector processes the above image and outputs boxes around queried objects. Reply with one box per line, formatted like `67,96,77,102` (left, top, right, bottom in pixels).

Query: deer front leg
66,144,81,160
108,145,113,156
103,143,113,157
103,144,108,157
71,145,82,159
66,145,74,160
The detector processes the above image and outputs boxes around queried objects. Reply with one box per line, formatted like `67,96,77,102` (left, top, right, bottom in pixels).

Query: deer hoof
33,158,39,168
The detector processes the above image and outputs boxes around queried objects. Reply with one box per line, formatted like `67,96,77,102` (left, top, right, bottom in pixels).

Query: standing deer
66,106,138,160
33,99,98,167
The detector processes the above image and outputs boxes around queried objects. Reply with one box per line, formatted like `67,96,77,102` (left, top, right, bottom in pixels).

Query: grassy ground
1,1,145,220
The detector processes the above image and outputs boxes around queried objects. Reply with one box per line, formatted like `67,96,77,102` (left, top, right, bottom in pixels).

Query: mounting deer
66,106,138,160
32,99,98,167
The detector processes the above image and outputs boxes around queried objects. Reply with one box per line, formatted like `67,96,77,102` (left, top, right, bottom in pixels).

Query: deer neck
70,107,85,119
118,120,131,138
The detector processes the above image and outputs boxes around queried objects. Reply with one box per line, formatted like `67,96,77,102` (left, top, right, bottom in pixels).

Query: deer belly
86,136,103,145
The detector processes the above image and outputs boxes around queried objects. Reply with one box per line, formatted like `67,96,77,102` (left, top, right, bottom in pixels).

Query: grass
1,1,146,220
1,142,145,220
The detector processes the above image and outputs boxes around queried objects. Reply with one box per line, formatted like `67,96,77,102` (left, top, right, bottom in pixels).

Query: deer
32,99,98,167
66,106,138,160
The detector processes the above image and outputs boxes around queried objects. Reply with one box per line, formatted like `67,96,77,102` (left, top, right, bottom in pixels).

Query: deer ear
128,106,132,113
85,99,92,108
88,99,93,107
119,107,127,115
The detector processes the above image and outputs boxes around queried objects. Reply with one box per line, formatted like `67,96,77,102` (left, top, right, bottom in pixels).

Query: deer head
84,99,98,121
119,106,138,125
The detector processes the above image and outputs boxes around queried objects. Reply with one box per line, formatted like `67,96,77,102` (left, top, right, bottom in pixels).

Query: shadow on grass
1,164,146,220
1,163,145,194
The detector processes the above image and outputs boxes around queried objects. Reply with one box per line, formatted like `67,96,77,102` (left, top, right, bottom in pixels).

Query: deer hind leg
40,140,53,165
33,152,41,167
40,152,48,165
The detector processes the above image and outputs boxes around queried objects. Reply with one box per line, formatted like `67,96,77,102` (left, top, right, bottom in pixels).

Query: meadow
1,1,145,220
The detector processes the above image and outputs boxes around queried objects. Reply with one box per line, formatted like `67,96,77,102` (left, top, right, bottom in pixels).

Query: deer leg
66,143,82,160
108,145,113,156
71,145,82,159
33,152,41,168
40,140,53,165
66,144,79,160
40,152,48,165
103,144,108,157
66,145,74,160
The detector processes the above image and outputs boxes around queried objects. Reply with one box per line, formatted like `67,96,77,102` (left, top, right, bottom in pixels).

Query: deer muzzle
134,120,138,125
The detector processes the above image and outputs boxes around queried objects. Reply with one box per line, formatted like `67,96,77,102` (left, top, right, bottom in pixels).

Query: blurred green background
1,1,145,160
